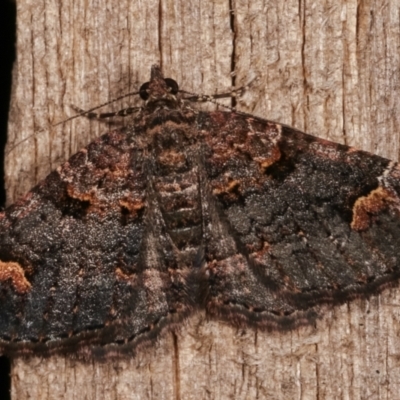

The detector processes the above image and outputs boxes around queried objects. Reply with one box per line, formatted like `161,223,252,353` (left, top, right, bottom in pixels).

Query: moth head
139,65,180,109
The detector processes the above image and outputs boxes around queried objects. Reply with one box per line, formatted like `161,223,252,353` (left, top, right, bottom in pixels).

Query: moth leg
180,76,258,103
181,89,245,103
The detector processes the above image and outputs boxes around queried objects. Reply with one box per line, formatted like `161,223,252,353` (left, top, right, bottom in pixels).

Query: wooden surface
7,0,400,398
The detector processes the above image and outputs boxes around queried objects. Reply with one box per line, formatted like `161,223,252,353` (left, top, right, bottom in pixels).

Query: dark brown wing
0,129,175,356
198,110,400,328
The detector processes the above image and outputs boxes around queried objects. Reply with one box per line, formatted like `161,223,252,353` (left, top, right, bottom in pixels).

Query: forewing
0,129,168,355
199,111,400,327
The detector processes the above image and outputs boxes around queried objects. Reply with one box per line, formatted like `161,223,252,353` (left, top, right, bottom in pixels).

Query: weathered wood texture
7,0,400,399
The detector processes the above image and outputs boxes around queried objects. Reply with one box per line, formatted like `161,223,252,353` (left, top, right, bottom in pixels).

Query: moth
0,65,399,357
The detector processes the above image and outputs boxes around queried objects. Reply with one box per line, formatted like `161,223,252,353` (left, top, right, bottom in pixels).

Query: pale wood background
6,0,400,399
